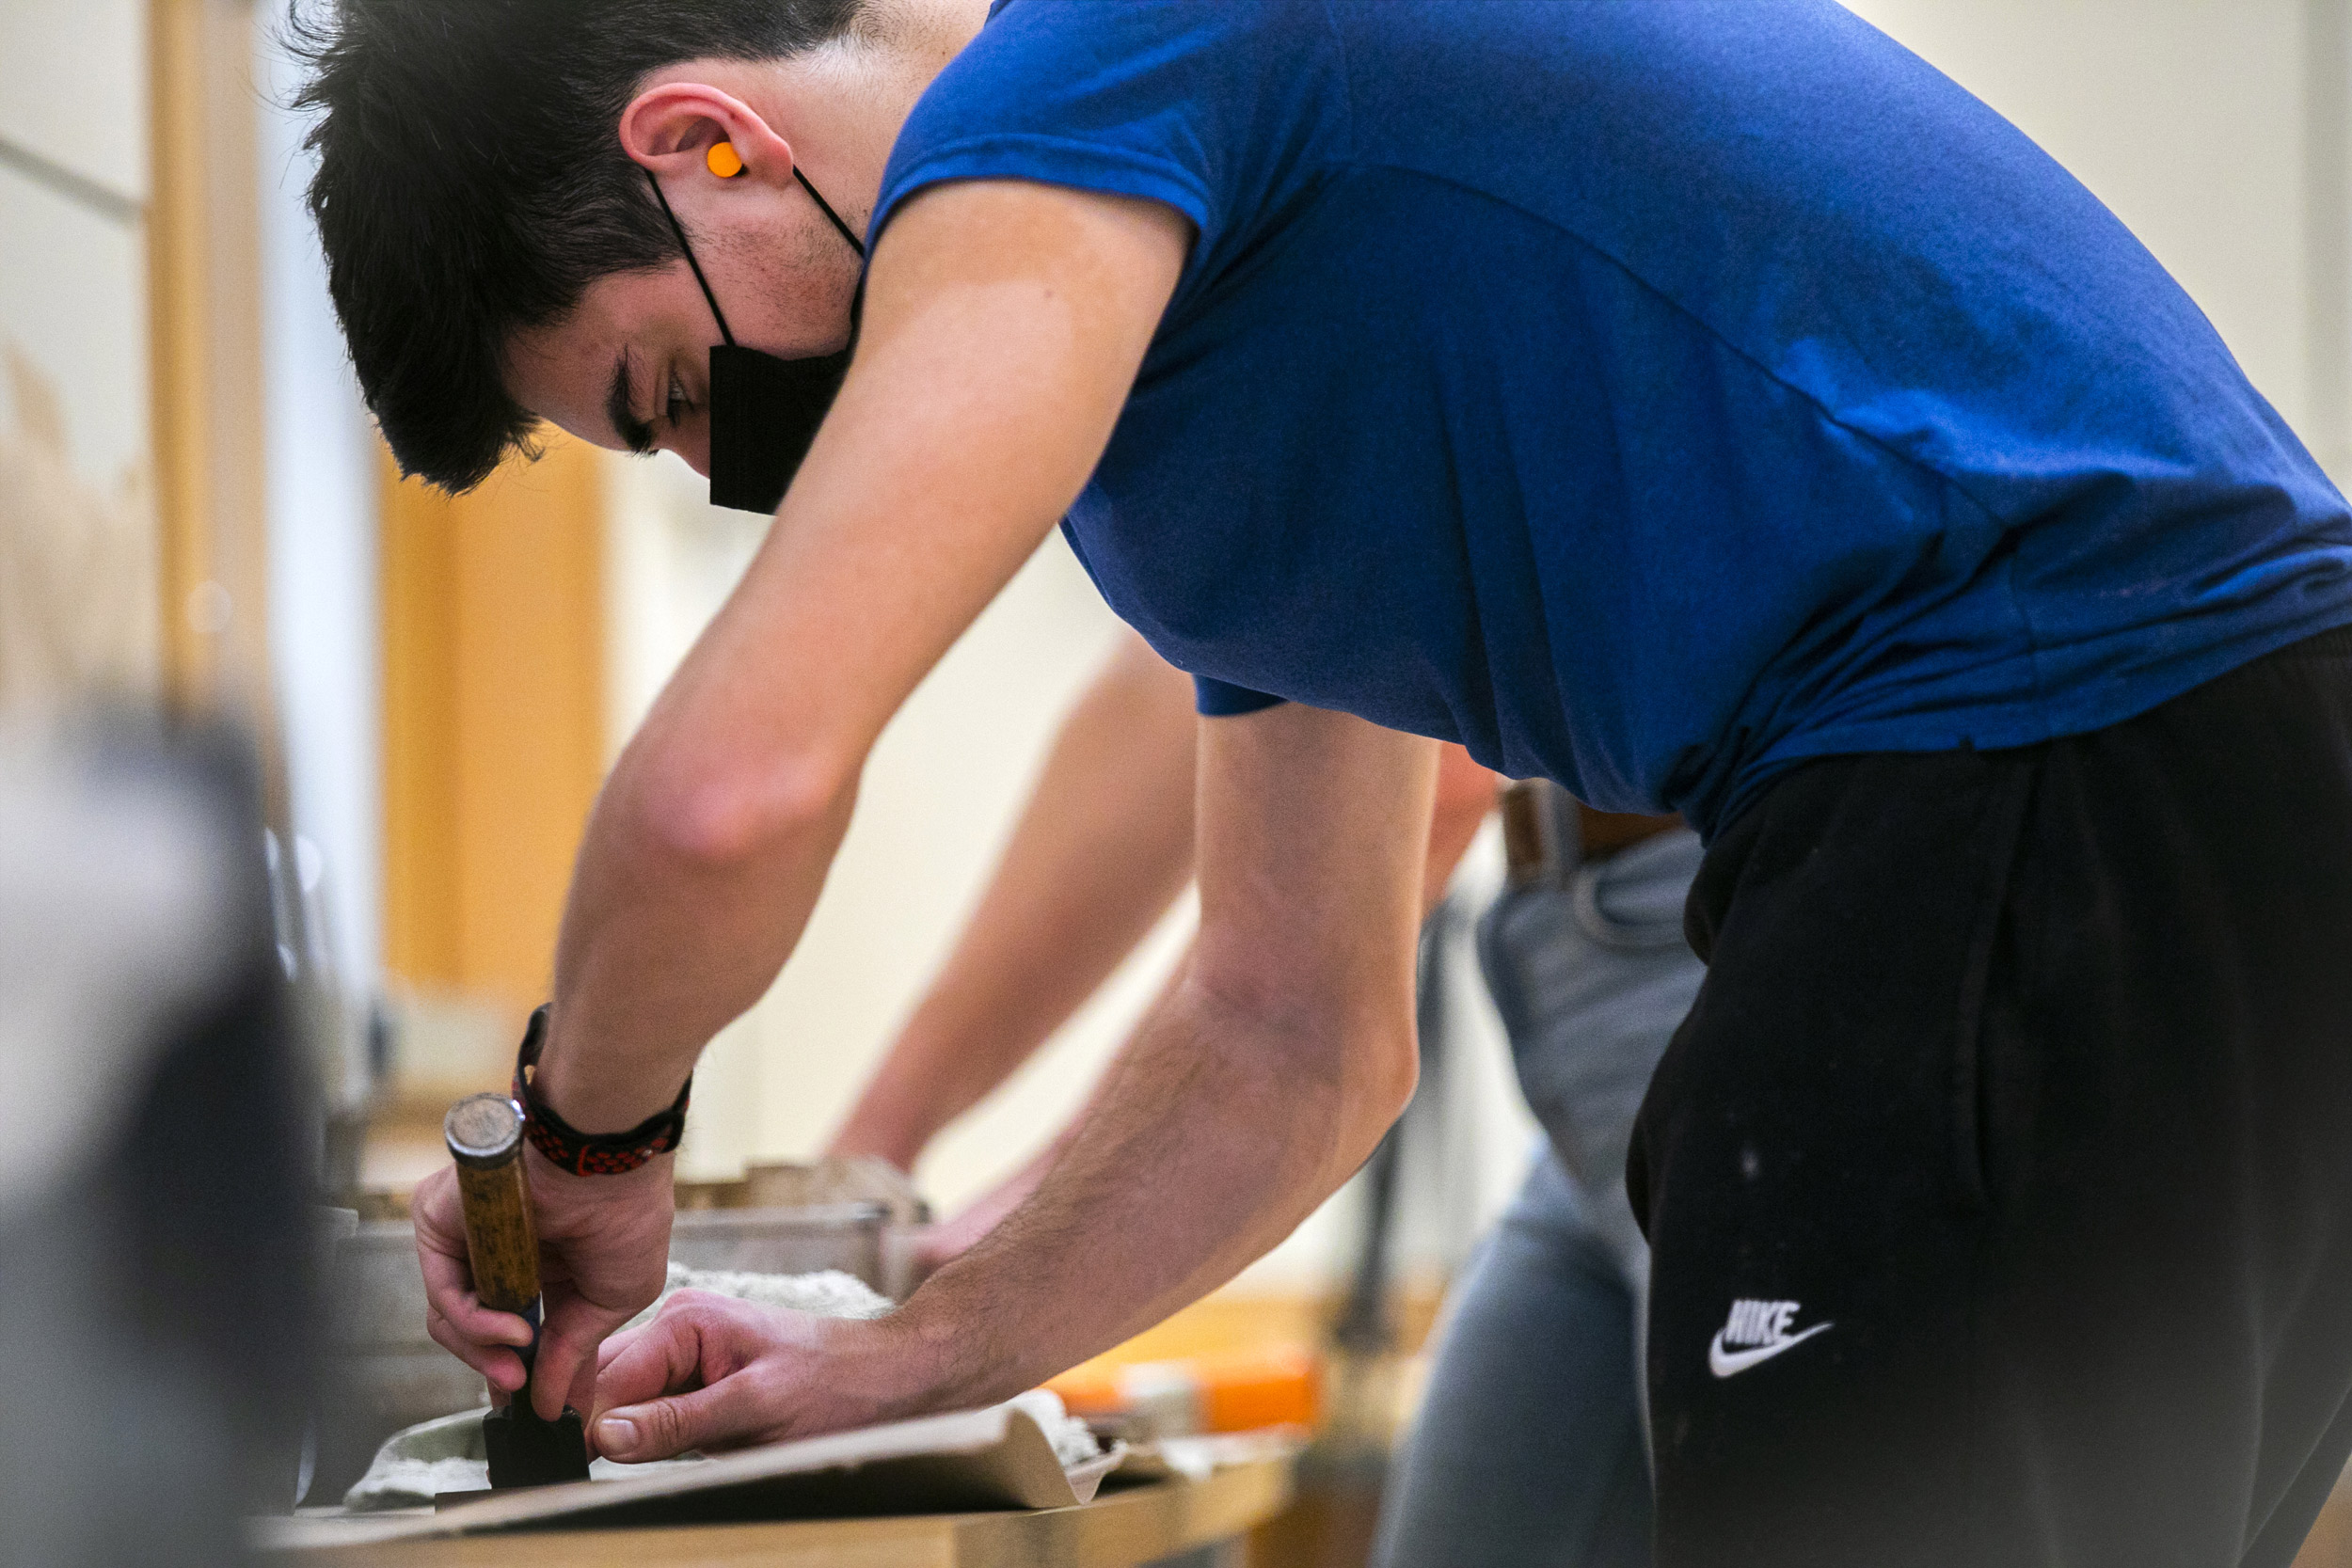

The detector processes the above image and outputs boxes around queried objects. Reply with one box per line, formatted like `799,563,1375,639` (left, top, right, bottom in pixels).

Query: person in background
825,631,1497,1266
1373,785,1697,1568
830,630,1705,1567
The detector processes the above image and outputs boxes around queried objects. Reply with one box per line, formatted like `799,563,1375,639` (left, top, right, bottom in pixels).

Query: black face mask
645,166,866,514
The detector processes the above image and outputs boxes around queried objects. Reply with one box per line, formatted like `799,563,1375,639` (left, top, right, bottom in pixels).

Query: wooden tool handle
444,1092,541,1314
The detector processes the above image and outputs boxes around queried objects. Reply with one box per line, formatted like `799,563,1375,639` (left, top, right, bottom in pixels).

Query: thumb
591,1301,766,1460
592,1380,753,1462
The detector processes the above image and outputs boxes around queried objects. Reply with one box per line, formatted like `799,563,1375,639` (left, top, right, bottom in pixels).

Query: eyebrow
608,353,653,453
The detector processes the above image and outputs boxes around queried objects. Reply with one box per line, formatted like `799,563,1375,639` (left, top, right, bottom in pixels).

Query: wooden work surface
265,1457,1291,1568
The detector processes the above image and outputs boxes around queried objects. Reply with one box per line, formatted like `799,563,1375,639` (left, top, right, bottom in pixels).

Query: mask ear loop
644,161,867,349
791,168,866,261
644,167,738,348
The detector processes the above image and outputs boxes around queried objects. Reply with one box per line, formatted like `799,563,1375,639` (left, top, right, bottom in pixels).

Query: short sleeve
870,1,1348,299
1195,676,1287,717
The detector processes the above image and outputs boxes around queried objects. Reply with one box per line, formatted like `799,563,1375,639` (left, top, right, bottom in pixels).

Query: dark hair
289,0,866,492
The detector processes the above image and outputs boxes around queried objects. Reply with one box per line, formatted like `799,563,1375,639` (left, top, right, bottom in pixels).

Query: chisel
443,1091,594,1488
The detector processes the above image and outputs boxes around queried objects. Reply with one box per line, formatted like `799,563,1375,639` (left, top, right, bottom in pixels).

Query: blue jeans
1373,828,1706,1568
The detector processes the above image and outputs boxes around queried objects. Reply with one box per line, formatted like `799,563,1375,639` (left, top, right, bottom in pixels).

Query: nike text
1708,1297,1833,1378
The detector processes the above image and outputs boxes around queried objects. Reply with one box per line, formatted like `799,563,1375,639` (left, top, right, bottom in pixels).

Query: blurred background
2,1,2348,1562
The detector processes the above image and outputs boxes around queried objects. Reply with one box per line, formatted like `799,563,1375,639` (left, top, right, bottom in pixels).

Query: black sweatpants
1628,625,2352,1568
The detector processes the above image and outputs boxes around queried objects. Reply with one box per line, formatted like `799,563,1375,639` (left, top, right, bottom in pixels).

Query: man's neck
765,0,993,239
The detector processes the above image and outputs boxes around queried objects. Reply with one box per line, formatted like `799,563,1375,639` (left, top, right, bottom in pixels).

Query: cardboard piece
254,1403,1124,1553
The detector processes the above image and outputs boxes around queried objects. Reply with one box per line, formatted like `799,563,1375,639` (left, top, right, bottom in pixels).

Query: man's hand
588,1292,917,1460
414,1150,675,1420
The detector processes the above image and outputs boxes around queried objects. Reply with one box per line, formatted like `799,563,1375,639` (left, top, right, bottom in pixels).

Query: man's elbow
1192,958,1420,1160
1306,1006,1419,1175
626,743,854,872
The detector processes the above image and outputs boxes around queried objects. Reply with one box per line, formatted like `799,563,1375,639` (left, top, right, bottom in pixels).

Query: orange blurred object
1049,1346,1322,1435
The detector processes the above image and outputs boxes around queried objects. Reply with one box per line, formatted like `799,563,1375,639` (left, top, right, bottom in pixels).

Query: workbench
263,1454,1291,1568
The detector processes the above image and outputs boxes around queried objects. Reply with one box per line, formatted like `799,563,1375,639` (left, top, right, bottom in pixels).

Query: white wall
0,0,151,496
1840,0,2352,482
0,2,148,217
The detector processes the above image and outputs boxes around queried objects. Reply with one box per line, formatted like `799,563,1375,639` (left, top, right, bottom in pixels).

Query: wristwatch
511,1005,691,1175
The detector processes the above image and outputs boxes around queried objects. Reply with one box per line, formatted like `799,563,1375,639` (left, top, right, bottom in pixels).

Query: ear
618,82,796,190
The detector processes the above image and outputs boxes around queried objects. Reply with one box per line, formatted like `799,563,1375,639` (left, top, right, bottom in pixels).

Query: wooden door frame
148,0,270,726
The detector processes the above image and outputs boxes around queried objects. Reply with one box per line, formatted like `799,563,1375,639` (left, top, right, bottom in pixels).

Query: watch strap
511,1006,690,1175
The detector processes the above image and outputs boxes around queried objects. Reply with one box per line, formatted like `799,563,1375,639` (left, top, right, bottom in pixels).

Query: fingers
596,1324,646,1373
424,1302,527,1393
419,1243,535,1349
563,1335,602,1425
533,1291,637,1423
591,1292,809,1460
592,1301,714,1424
414,1171,536,1384
590,1296,905,1460
595,1378,773,1463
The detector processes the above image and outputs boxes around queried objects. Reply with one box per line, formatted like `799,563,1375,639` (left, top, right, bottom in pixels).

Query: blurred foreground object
0,717,312,1566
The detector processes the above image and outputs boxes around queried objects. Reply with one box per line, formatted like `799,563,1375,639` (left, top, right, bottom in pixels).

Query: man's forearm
914,741,1495,1270
874,704,1437,1406
888,965,1412,1404
533,749,859,1131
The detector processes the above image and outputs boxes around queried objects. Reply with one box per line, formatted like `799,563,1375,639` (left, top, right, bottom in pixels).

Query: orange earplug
706,141,745,179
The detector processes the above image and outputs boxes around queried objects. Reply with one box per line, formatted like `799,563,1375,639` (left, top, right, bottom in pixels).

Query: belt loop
1501,779,1581,889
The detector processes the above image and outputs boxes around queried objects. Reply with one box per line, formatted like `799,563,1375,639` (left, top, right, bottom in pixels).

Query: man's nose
661,419,711,479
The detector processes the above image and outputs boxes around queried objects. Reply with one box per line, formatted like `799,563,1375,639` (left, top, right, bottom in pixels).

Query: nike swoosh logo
1708,1321,1833,1378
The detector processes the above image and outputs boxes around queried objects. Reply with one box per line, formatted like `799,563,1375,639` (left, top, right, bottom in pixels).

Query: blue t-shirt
871,0,2352,836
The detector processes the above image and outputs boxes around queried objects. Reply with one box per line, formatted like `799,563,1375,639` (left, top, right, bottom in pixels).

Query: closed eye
609,354,654,454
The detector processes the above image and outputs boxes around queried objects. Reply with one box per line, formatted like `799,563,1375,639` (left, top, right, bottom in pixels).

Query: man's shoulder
878,0,1343,251
900,0,1332,147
